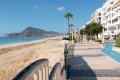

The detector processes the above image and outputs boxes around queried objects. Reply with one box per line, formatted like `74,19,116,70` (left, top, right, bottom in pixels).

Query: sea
0,36,49,44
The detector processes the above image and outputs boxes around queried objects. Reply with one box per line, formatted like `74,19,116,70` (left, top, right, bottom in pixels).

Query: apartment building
90,8,102,23
90,0,120,37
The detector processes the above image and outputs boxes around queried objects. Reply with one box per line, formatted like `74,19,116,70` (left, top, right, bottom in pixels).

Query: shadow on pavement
67,44,97,80
67,43,120,80
67,56,97,80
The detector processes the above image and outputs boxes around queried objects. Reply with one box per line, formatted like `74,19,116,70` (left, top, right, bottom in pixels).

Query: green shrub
94,40,102,44
94,40,102,42
63,36,72,40
91,38,95,41
115,37,120,47
117,33,120,38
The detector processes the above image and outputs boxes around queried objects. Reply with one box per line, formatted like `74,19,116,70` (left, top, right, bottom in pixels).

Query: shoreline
0,36,57,55
0,36,52,45
0,36,54,48
0,36,65,80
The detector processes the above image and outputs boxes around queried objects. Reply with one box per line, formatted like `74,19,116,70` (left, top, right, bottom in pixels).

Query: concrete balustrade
13,59,66,80
49,62,66,80
13,59,49,80
61,66,67,80
13,43,68,80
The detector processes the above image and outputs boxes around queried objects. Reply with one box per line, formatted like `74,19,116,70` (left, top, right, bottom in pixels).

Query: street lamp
102,27,105,46
69,24,74,37
72,27,74,43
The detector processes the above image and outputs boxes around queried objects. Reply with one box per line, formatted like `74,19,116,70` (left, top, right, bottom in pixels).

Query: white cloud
32,5,39,10
57,6,65,11
32,4,54,10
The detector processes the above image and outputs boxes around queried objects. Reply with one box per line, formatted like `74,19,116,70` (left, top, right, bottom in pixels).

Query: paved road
67,40,120,80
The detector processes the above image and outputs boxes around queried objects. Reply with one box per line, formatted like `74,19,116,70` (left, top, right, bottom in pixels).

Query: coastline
0,36,56,55
0,36,52,48
0,37,48,45
0,36,66,80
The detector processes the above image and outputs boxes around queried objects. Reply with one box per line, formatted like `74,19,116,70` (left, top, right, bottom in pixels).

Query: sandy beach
0,36,66,80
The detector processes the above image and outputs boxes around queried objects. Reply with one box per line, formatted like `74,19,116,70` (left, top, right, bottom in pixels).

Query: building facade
89,0,120,37
90,8,102,23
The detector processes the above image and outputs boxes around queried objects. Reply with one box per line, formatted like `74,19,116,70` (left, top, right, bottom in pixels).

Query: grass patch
63,36,72,40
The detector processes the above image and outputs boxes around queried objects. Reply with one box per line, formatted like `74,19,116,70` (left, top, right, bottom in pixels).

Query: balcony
113,6,120,12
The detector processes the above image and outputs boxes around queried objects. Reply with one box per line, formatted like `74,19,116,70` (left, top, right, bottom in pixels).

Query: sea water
0,37,49,44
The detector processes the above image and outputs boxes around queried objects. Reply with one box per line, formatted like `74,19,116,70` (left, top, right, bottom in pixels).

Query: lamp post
72,27,74,43
69,24,74,37
102,27,105,46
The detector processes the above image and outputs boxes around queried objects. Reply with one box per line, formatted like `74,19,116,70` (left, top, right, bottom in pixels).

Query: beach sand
0,36,66,80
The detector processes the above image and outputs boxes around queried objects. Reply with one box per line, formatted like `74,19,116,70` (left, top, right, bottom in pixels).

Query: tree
83,24,91,36
80,29,84,36
84,22,103,39
64,12,73,37
93,22,103,39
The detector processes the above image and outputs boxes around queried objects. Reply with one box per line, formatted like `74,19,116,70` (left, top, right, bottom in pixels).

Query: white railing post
39,69,42,80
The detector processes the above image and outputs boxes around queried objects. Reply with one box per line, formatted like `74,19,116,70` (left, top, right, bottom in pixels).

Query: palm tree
64,12,73,37
69,24,74,36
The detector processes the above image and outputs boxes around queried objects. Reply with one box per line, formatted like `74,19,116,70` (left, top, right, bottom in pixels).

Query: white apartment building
90,0,120,37
90,8,102,23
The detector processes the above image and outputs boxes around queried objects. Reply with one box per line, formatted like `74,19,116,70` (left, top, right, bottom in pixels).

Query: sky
0,0,105,36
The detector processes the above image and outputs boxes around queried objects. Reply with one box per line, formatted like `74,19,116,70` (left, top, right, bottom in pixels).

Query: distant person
76,37,78,43
78,36,80,42
81,36,83,42
87,36,90,42
74,37,77,43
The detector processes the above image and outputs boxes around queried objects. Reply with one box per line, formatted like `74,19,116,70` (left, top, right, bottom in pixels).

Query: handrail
64,41,72,79
13,59,49,80
66,41,72,50
64,41,72,55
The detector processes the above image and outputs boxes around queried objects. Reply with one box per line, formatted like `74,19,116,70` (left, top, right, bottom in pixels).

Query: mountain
6,27,61,37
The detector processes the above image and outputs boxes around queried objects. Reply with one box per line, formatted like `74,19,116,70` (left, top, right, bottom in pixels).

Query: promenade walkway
67,40,120,80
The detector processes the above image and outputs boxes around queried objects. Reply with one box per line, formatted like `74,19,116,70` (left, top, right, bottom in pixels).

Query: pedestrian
87,36,90,42
81,36,83,42
78,36,80,42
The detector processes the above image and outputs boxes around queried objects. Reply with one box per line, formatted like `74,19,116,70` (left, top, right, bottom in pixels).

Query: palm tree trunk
68,18,70,37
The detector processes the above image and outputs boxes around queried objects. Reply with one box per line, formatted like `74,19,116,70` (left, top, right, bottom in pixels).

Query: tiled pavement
67,41,120,80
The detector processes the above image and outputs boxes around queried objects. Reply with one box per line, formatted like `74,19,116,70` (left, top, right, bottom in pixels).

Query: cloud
32,5,39,10
57,6,65,11
32,4,54,10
